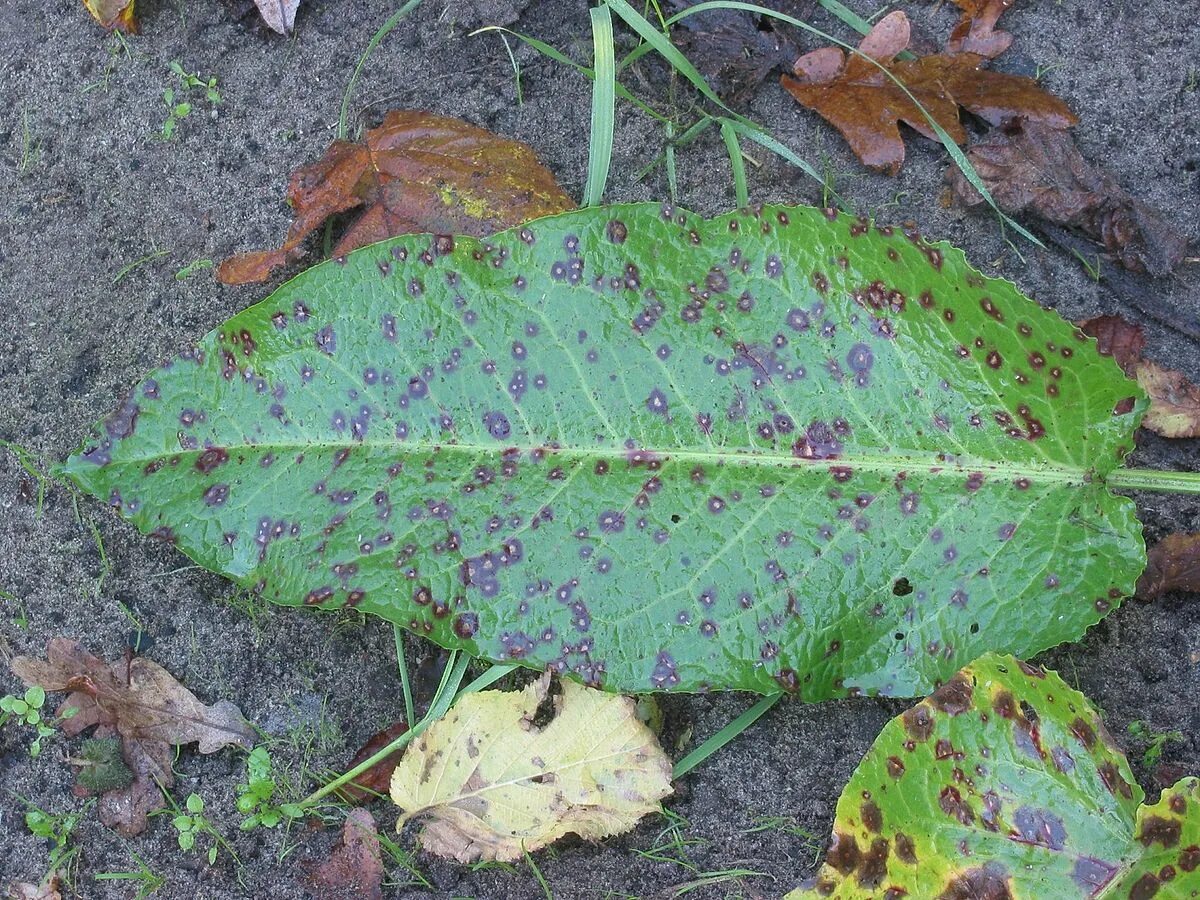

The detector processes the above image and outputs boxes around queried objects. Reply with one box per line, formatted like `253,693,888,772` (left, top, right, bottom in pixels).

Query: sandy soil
1,0,1197,897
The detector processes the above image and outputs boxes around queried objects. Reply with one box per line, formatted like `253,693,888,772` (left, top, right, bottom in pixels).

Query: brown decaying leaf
217,110,576,285
10,639,255,836
1078,315,1200,438
4,874,61,900
1135,361,1200,438
82,0,137,32
781,11,1075,175
666,0,800,104
1137,533,1200,601
946,0,1015,58
310,809,384,900
253,0,300,34
949,119,1188,275
339,720,409,804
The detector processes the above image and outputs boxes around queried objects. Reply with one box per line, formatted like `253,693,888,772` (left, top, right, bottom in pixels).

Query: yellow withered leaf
390,676,673,863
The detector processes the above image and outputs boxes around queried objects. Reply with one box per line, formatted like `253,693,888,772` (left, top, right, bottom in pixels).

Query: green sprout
160,61,222,140
1127,720,1185,769
1,686,67,757
235,746,303,830
166,792,238,866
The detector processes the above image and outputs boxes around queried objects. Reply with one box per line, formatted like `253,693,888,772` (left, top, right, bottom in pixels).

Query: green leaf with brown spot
787,653,1200,898
65,203,1147,697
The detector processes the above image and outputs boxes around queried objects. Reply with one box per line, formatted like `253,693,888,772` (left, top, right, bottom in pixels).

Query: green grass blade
393,623,416,726
719,120,749,208
673,694,781,779
338,0,424,139
585,5,617,207
472,26,669,124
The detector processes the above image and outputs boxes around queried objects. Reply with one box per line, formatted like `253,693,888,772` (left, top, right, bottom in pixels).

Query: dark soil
1,1,1198,897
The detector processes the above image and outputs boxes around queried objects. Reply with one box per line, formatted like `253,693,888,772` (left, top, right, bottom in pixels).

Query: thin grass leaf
585,5,617,207
338,0,424,139
393,624,416,727
673,694,781,778
472,26,669,124
720,119,749,208
665,121,679,202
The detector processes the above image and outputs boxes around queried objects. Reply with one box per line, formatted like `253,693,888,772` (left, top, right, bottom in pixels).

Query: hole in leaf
1019,700,1039,725
892,577,913,596
670,514,682,523
969,622,980,634
894,632,905,641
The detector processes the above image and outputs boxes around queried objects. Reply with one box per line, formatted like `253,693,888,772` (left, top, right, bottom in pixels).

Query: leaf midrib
78,438,1102,486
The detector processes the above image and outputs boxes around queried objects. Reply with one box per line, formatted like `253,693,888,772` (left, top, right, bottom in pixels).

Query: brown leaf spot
929,674,973,715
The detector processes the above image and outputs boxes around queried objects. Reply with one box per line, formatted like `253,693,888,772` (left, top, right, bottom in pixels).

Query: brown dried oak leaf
666,0,800,104
82,0,137,32
946,0,1015,58
310,809,384,900
10,639,255,836
1137,533,1200,601
949,118,1188,275
781,11,1075,175
1079,315,1200,438
218,110,575,285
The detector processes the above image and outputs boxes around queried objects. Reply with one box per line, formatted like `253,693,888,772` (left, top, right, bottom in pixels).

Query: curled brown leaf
1137,533,1200,601
218,110,575,285
949,119,1188,275
82,0,137,33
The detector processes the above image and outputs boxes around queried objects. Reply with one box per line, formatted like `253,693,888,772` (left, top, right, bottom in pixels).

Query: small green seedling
1,686,60,756
175,258,214,281
160,61,221,140
1127,720,1185,769
235,746,303,830
25,802,87,885
167,793,236,866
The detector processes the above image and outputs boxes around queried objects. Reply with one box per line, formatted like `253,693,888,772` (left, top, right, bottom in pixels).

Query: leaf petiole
1106,467,1200,494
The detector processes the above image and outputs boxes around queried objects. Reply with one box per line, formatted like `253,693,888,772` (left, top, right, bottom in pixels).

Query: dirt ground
1,0,1198,897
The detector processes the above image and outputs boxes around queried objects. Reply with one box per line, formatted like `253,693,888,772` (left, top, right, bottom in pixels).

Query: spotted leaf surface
787,654,1200,899
66,204,1146,696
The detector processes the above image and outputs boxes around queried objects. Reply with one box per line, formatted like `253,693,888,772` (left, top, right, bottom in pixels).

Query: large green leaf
787,653,1200,898
65,203,1146,696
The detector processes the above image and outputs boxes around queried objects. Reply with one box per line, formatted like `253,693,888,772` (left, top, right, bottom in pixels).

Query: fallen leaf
1077,313,1146,372
1136,361,1200,438
666,0,800,103
1137,533,1200,601
310,809,384,900
217,110,575,285
253,0,300,34
949,119,1188,274
4,875,61,900
82,0,137,33
10,639,255,835
946,0,1014,58
782,11,1075,174
340,721,409,804
390,676,673,862
1079,314,1200,437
